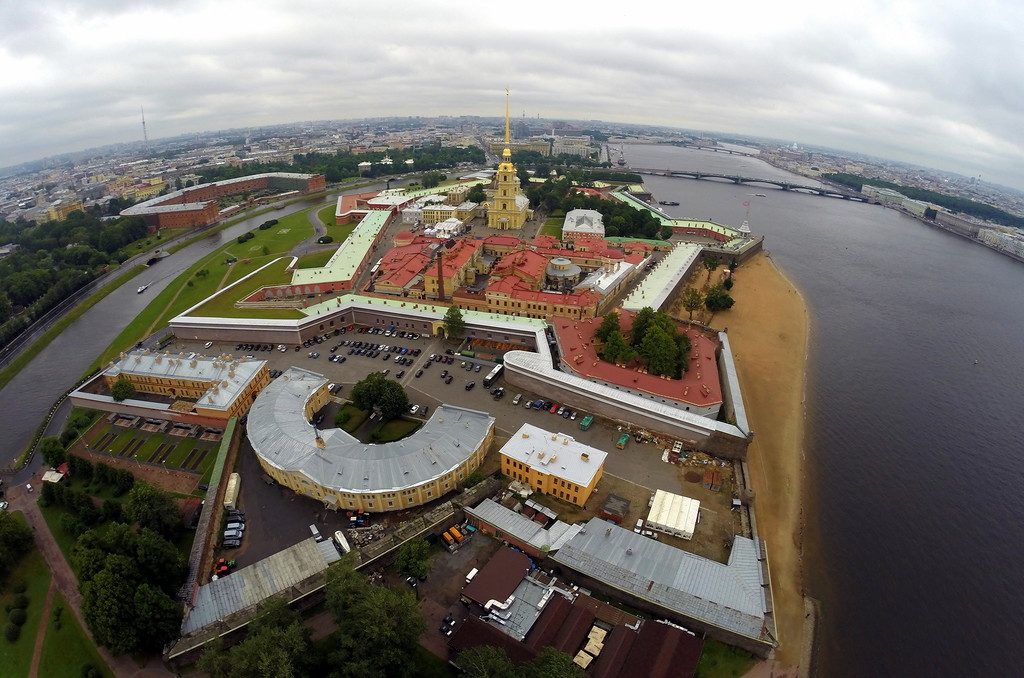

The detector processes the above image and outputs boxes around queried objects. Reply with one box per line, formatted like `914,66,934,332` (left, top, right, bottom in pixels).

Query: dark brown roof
589,625,636,678
523,594,571,650
449,615,538,667
629,622,703,678
461,546,533,607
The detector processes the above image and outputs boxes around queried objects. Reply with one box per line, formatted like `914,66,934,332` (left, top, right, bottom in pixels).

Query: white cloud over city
2,0,1023,189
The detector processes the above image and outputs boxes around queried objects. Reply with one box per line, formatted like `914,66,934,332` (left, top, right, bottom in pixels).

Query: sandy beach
712,252,810,672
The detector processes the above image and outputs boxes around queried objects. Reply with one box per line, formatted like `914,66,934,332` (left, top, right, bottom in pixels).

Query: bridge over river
631,168,868,201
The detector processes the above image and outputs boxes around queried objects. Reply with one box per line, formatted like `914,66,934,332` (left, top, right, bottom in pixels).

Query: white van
465,567,479,584
310,524,323,542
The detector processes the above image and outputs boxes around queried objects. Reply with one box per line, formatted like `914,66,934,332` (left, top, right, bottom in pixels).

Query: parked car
222,539,242,549
512,394,522,405
445,375,454,384
465,381,475,391
415,369,423,378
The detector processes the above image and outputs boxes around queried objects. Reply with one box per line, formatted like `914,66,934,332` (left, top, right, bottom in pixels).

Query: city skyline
3,1,1023,191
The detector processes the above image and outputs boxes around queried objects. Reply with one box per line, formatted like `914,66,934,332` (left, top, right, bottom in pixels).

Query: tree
594,312,620,342
350,372,410,421
39,436,66,466
682,288,704,320
324,560,425,678
676,333,693,376
132,583,184,651
0,511,34,582
125,482,182,539
600,331,637,365
522,647,586,678
110,378,136,402
457,645,518,678
638,325,679,377
705,284,735,312
198,599,312,678
396,539,431,579
442,304,465,339
81,555,143,654
702,254,721,283
630,307,657,347
422,172,444,189
467,184,487,204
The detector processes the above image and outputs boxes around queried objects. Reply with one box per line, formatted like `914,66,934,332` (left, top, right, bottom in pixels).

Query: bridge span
631,168,867,201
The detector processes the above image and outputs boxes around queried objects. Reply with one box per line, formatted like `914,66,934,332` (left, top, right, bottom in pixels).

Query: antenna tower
141,106,149,146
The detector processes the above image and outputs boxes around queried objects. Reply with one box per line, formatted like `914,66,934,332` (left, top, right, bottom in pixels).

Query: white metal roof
499,423,607,488
248,367,494,493
551,518,768,640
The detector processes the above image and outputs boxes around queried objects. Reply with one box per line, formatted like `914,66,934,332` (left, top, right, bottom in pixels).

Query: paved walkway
6,471,177,678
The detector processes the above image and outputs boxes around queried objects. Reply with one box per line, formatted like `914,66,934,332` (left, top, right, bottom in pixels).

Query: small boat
137,284,150,294
659,200,680,206
754,193,767,197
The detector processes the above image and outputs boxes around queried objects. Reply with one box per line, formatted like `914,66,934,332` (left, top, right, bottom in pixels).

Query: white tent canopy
646,489,700,540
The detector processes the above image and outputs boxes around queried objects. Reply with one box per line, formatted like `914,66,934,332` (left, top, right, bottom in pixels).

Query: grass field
317,204,335,229
539,217,563,238
187,257,298,318
373,418,421,442
37,591,113,678
0,537,52,677
296,249,336,269
694,639,757,678
338,404,369,433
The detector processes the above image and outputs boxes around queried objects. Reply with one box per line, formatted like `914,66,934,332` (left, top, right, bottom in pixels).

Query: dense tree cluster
824,172,1024,229
73,523,185,655
350,372,411,421
442,305,465,339
0,511,34,584
526,177,670,240
197,145,486,185
0,210,153,349
396,539,432,579
595,307,693,379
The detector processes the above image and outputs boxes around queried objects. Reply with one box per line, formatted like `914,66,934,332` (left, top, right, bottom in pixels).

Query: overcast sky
2,0,1023,190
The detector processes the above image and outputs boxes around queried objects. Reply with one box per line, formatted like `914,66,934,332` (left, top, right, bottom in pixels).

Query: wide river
629,144,1024,677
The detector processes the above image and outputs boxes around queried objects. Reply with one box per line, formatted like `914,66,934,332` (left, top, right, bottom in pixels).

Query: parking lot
172,326,738,565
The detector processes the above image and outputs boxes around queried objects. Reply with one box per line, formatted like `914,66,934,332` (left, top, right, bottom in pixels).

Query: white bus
482,364,504,388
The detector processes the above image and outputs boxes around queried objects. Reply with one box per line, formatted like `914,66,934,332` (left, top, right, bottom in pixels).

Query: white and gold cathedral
487,91,532,230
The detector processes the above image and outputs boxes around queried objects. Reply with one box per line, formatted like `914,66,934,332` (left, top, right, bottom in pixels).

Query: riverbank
714,251,809,672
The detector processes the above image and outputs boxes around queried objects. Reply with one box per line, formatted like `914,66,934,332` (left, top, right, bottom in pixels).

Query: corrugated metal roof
466,498,582,553
551,519,767,640
249,367,494,493
181,537,341,635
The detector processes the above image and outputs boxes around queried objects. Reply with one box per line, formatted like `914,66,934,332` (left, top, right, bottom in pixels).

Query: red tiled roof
491,249,548,281
435,239,480,278
532,234,560,248
551,310,723,407
483,235,522,248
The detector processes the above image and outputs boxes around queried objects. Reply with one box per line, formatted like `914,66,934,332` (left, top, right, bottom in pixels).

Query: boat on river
137,284,150,294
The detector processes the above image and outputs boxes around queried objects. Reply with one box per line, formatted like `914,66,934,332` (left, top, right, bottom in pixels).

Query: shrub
334,410,351,427
80,664,101,678
12,595,28,610
12,581,26,594
8,608,26,626
4,623,19,642
463,471,487,488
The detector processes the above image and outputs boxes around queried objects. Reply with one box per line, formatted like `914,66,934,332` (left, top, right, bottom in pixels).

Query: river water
629,144,1024,677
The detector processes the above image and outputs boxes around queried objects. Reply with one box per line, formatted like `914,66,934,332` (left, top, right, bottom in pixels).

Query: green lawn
296,249,336,269
38,591,113,678
0,533,53,677
694,639,757,678
539,217,563,238
39,502,87,560
325,220,358,244
317,204,336,228
164,438,196,466
187,258,297,318
373,418,421,442
337,404,369,433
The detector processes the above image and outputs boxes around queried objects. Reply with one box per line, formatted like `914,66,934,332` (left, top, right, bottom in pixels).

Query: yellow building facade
498,424,607,507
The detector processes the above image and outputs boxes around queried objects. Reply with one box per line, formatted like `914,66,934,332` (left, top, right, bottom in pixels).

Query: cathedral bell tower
487,89,530,230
